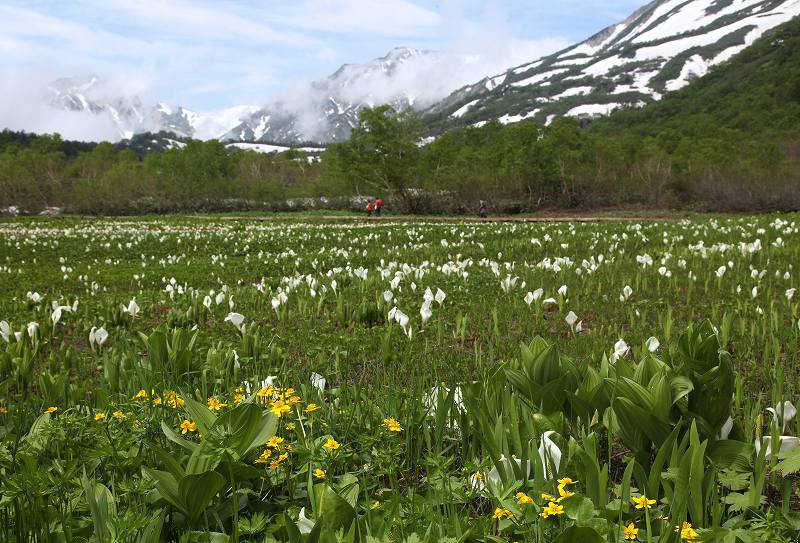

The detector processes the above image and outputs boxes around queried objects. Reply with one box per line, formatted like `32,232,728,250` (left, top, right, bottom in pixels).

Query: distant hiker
366,200,375,217
375,198,383,217
479,200,488,219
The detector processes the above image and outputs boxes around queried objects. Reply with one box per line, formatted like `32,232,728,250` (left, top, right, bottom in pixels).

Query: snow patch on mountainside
426,0,800,130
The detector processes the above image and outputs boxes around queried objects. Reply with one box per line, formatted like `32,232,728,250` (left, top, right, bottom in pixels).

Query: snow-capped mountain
425,0,800,131
221,47,443,144
47,76,259,140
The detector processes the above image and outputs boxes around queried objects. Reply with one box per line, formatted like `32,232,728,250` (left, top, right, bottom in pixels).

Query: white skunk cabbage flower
310,372,326,394
538,430,562,479
224,312,246,333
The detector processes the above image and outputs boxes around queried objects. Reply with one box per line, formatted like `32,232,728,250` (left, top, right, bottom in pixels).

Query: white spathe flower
767,401,797,433
524,292,535,307
621,285,633,301
565,311,579,332
786,288,796,301
435,288,446,305
224,312,246,332
383,290,394,303
423,287,434,302
51,306,66,326
532,288,544,301
610,339,629,362
538,431,562,479
27,291,42,304
542,297,557,306
123,299,140,318
557,285,568,297
26,322,39,339
215,292,225,305
89,326,108,348
755,436,800,461
203,295,212,309
310,372,326,394
715,266,727,278
718,416,733,440
420,301,433,325
0,320,11,342
645,336,660,352
751,286,758,299
297,507,315,534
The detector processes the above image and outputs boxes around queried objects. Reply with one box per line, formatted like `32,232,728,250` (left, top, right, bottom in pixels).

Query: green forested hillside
595,16,800,137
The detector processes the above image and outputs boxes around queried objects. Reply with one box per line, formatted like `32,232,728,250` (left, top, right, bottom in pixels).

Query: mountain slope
47,76,260,141
591,12,800,137
221,47,442,144
424,0,800,132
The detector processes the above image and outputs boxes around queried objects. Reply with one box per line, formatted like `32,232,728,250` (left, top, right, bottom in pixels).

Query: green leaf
183,397,217,436
774,447,800,475
179,470,226,523
552,526,606,543
142,467,184,515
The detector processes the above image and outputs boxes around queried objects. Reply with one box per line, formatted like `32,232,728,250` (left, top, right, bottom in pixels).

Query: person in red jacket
366,200,375,217
375,198,383,217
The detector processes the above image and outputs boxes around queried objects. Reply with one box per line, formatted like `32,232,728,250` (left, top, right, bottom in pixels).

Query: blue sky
0,0,645,111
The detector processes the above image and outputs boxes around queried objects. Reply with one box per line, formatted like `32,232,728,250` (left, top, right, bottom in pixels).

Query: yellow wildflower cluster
255,435,291,469
539,477,576,519
0,406,7,414
207,397,227,411
382,418,403,432
676,521,699,541
323,438,340,451
492,507,514,520
257,385,302,417
515,492,534,505
540,501,565,518
313,468,326,479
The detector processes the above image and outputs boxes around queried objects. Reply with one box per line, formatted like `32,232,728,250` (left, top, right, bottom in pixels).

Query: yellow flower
323,438,341,451
112,411,126,420
541,493,558,502
46,406,58,413
313,468,326,479
632,496,656,510
132,389,147,400
676,522,699,541
165,391,184,408
233,394,245,404
256,386,273,398
304,403,320,413
94,412,106,421
473,471,484,481
180,419,198,434
0,406,8,414
515,492,534,505
557,477,577,486
540,501,565,518
207,397,227,411
254,449,272,464
382,418,403,432
558,486,575,499
271,400,291,417
492,507,514,520
266,436,285,448
286,423,296,431
286,395,302,406
152,397,163,406
623,523,639,540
